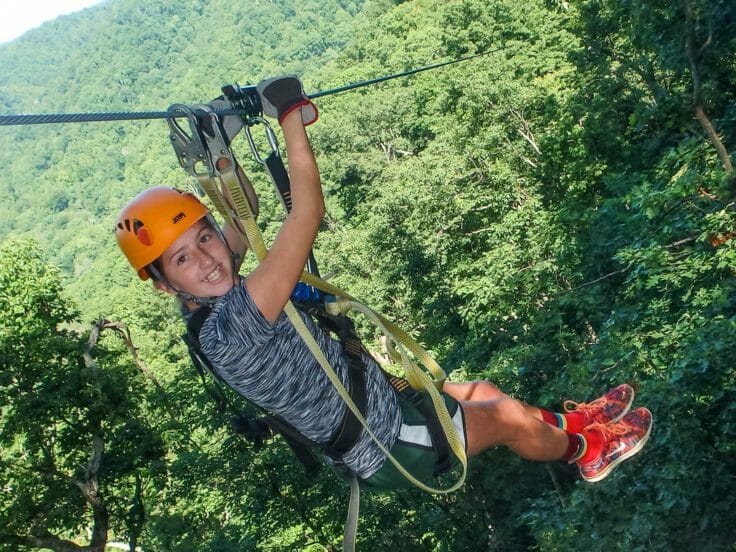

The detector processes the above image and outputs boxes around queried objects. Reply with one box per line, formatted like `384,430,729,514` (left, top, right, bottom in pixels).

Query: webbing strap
324,330,368,458
198,164,467,495
344,474,360,552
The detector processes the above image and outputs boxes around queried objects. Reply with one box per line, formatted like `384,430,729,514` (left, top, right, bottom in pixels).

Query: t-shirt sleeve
215,281,282,348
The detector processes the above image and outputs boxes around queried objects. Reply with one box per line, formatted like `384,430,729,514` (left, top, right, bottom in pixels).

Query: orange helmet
115,186,210,280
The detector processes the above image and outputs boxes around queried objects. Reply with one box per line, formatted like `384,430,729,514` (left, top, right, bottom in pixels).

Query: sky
0,0,106,44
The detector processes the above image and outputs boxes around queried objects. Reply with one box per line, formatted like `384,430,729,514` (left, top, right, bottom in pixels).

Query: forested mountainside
1,0,735,549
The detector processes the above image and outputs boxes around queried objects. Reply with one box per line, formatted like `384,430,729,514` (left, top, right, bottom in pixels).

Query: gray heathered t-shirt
197,282,402,479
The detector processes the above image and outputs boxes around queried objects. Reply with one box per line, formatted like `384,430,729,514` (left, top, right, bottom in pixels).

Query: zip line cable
0,48,504,127
308,49,501,99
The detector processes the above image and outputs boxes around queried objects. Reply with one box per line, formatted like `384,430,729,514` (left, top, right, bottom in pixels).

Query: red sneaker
577,407,653,483
564,383,635,427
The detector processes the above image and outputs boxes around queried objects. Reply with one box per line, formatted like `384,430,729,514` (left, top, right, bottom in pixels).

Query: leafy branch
682,0,734,177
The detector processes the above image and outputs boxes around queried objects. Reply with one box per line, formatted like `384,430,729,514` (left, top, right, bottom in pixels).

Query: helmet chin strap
148,263,240,310
207,213,242,280
146,264,220,308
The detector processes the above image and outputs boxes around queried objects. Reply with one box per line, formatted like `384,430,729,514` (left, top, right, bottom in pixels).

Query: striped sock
540,409,586,433
563,429,604,464
564,433,587,463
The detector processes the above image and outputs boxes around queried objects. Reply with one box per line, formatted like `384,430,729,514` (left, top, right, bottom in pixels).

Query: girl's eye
176,255,188,265
200,233,211,244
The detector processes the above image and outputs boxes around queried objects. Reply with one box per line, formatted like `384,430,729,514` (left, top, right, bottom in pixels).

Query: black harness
182,298,451,479
182,303,369,474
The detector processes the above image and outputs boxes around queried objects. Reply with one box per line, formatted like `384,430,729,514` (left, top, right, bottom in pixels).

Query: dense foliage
0,0,734,549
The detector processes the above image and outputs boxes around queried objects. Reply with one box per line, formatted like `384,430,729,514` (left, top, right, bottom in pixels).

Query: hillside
1,0,735,550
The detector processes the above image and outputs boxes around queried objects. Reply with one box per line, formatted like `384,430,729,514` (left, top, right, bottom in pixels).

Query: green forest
1,0,735,549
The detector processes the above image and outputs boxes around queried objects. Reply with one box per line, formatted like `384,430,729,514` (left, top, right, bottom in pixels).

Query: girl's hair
149,258,164,282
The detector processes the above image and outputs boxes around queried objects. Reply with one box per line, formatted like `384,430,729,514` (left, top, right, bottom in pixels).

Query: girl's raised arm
244,78,324,323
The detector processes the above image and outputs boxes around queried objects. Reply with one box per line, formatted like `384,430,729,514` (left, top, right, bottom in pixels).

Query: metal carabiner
244,117,281,165
166,104,212,179
191,104,238,176
188,104,261,218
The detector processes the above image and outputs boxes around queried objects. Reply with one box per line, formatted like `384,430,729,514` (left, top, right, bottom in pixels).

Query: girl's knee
462,397,533,455
445,380,506,402
495,397,529,425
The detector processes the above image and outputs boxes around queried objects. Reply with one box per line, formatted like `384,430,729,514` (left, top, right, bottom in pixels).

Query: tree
0,239,163,551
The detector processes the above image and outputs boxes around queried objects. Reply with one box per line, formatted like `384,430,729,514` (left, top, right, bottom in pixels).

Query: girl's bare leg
444,381,569,460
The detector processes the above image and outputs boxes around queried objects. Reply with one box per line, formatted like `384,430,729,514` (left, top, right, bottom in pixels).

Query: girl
115,76,652,488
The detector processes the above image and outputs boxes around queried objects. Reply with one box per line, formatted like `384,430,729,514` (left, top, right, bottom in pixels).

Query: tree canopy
0,0,734,549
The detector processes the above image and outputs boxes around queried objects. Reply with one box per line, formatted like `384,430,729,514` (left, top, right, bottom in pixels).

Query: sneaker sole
581,409,653,483
607,384,636,424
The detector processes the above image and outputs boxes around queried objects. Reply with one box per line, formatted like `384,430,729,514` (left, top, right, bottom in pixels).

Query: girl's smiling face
155,219,235,300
